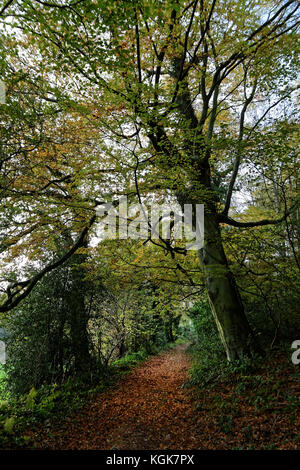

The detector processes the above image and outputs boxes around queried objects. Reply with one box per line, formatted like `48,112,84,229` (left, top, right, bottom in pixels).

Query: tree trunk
67,250,92,376
69,297,91,375
151,56,261,362
164,312,176,342
118,336,126,359
177,186,260,361
198,210,259,361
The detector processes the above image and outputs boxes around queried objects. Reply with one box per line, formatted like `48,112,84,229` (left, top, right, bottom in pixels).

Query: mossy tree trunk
198,211,258,361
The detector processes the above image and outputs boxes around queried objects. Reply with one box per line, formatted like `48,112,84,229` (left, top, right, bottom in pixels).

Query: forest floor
24,343,300,450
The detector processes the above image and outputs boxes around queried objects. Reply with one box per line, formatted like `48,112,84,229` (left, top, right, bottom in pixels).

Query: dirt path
31,344,203,450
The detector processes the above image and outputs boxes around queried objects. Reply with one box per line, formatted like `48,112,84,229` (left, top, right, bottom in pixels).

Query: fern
25,387,38,410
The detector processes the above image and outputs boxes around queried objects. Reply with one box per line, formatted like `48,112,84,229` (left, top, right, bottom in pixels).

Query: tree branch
0,0,14,16
218,207,296,228
0,213,97,313
223,76,257,215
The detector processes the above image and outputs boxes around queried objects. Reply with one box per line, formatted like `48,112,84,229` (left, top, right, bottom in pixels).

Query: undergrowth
186,302,300,449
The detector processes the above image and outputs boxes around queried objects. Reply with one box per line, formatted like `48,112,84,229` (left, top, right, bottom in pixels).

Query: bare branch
0,0,14,16
218,203,297,228
223,76,258,215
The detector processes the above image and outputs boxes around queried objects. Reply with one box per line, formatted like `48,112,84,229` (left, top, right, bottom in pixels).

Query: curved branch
0,0,14,16
218,209,295,228
33,0,85,9
0,214,96,313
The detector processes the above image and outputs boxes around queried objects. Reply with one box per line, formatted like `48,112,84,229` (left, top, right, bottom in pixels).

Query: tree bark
67,245,92,377
170,60,261,361
198,209,259,360
176,182,261,361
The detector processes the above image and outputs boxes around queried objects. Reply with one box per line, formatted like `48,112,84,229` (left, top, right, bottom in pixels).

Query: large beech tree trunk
198,210,258,361
176,186,260,361
150,57,261,362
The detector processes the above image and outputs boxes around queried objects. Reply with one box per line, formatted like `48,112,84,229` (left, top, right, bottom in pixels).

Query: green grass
112,350,148,370
0,368,118,449
111,341,178,371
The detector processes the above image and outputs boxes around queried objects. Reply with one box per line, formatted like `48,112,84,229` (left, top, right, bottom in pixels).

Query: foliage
187,299,227,385
4,263,84,395
3,253,178,396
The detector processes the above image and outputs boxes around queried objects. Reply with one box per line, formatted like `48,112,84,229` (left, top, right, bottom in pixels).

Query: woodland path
30,344,206,450
27,345,300,450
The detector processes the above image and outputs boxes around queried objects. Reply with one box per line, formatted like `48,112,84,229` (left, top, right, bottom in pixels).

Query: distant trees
3,237,185,394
